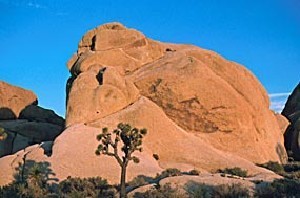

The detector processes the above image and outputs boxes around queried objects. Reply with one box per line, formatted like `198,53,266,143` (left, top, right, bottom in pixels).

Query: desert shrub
133,183,187,198
0,181,49,198
283,161,300,172
217,167,248,177
256,161,284,174
155,168,182,181
127,175,155,191
0,182,24,198
187,169,200,176
184,181,250,198
184,181,213,198
58,176,115,197
213,183,250,198
255,178,300,197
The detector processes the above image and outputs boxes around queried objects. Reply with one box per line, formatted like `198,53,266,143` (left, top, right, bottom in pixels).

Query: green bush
187,169,200,176
255,178,300,197
217,167,248,177
256,161,284,174
58,176,114,197
184,181,213,198
133,183,187,198
213,183,250,198
184,181,250,198
155,168,182,181
0,127,7,140
127,175,154,190
0,177,116,198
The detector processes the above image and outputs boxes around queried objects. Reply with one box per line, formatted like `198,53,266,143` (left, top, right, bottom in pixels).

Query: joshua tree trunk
120,164,127,198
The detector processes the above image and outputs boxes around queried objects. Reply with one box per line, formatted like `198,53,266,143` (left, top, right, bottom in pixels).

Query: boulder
0,81,37,119
0,119,63,157
282,83,300,160
0,82,64,158
66,67,140,126
66,23,166,126
130,45,285,163
19,105,65,126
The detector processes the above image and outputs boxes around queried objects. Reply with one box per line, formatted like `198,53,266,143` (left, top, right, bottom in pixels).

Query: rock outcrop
66,22,285,163
282,83,300,160
0,82,64,157
0,81,37,119
0,22,287,185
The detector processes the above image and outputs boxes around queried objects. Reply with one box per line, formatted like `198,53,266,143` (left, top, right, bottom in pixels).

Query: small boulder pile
0,81,64,157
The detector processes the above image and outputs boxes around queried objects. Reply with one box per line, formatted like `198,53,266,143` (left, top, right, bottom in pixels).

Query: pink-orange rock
0,81,37,119
66,67,140,126
64,22,286,170
0,97,279,186
130,46,285,163
275,113,289,134
66,23,168,126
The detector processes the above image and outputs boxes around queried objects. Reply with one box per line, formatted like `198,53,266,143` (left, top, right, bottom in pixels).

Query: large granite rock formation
0,23,287,185
66,22,285,163
282,83,300,160
0,81,64,157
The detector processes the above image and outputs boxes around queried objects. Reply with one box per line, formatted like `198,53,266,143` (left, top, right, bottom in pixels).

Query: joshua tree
0,127,7,141
95,123,147,198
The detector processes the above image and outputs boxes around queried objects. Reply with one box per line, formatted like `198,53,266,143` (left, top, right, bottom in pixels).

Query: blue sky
0,0,299,116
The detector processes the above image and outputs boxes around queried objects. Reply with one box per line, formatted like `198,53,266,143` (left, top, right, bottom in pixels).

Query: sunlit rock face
66,22,285,164
282,83,300,160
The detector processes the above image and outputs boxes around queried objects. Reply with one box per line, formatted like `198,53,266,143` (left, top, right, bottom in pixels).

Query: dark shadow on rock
14,159,58,184
0,107,16,120
19,105,65,127
40,141,54,157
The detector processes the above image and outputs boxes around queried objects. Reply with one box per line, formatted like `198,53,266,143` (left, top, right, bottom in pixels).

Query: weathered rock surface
282,83,300,160
66,22,286,164
0,82,64,157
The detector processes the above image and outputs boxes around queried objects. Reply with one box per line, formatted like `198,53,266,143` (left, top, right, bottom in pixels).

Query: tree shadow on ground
13,159,58,184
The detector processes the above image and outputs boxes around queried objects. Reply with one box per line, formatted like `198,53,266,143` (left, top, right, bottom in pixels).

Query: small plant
133,183,187,198
157,168,182,180
0,127,7,141
255,178,300,197
256,161,284,174
184,181,213,198
58,176,114,197
127,175,152,189
213,183,250,198
187,169,200,176
217,167,248,177
95,123,147,198
185,181,250,198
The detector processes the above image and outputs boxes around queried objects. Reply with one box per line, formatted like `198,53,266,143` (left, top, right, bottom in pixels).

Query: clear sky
0,0,299,116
